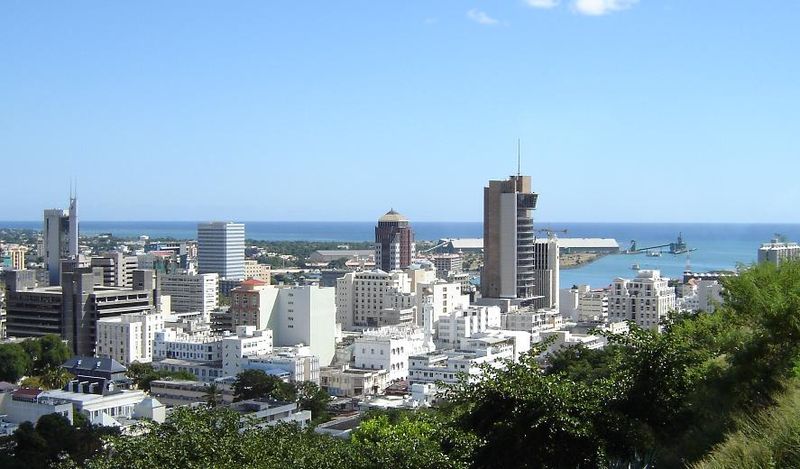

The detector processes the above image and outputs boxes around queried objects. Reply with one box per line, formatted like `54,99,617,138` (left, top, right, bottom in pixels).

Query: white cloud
524,0,560,8
572,0,638,15
467,9,499,25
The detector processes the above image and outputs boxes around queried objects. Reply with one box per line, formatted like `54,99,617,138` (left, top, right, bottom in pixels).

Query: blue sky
1,1,798,222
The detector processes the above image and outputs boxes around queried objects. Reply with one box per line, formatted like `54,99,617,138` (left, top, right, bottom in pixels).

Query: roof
240,278,267,287
555,238,619,249
12,387,43,400
443,238,484,249
314,250,374,257
378,209,408,223
63,356,128,374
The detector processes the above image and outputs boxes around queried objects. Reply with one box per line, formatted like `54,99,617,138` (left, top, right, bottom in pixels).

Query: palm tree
40,365,73,390
203,383,223,407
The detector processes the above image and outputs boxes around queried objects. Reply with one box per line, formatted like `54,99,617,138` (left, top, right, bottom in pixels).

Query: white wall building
435,305,501,348
336,270,416,329
758,238,800,266
231,282,336,366
353,327,426,382
158,271,219,314
96,312,165,364
532,237,560,310
40,389,162,426
320,366,389,397
243,346,321,383
501,308,562,334
415,280,469,326
408,341,516,386
608,270,676,331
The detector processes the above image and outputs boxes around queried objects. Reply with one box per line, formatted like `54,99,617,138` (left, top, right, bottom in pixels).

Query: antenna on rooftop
517,138,521,177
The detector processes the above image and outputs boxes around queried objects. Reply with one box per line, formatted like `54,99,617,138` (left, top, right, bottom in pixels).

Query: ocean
2,221,799,290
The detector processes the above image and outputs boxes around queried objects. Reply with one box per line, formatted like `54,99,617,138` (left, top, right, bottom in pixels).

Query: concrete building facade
608,270,676,331
158,271,219,314
335,270,416,329
197,222,245,281
758,238,800,266
230,281,336,365
96,312,165,364
481,176,539,304
43,196,78,286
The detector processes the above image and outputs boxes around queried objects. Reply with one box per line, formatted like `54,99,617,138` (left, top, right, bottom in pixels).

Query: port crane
625,232,696,255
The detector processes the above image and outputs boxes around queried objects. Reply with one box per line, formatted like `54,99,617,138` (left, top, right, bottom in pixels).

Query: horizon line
2,220,800,225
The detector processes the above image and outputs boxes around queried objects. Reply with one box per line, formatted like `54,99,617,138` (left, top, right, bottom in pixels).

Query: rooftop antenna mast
517,138,521,178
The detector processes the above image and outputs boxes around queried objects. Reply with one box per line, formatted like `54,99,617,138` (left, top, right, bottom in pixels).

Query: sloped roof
62,356,128,374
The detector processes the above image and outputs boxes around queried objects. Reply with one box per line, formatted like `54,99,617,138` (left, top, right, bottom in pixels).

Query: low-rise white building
320,366,390,397
408,344,514,386
243,345,321,383
353,327,427,382
0,387,73,435
435,305,501,348
40,388,164,427
501,308,562,334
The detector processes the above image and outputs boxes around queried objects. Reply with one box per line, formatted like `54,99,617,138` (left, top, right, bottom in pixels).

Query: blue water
2,221,798,290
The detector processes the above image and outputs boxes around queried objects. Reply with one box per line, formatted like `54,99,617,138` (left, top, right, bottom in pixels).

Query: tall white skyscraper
43,195,78,286
197,222,245,280
532,237,560,310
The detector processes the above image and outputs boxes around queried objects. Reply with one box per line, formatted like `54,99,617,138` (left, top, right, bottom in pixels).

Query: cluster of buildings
5,174,795,433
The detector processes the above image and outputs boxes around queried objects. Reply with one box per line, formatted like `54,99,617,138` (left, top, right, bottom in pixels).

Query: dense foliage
12,260,800,468
127,362,197,391
233,369,332,424
0,334,71,383
0,412,118,469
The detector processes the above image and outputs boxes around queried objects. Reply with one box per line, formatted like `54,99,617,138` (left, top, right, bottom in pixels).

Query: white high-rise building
230,281,337,365
608,270,676,331
758,238,800,266
197,222,245,281
336,270,416,329
415,280,470,326
96,312,165,365
158,271,219,314
532,237,560,310
43,196,78,286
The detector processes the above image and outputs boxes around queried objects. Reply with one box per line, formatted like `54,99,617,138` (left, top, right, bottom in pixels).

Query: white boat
631,263,640,270
647,250,662,257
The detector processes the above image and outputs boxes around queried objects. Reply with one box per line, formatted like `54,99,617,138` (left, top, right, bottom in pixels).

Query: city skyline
2,1,799,223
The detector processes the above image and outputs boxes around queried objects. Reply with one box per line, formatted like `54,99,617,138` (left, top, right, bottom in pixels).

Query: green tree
351,412,475,469
83,407,359,469
36,334,71,371
10,422,47,468
0,343,31,383
203,383,223,408
295,381,331,424
233,369,295,401
40,365,74,390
